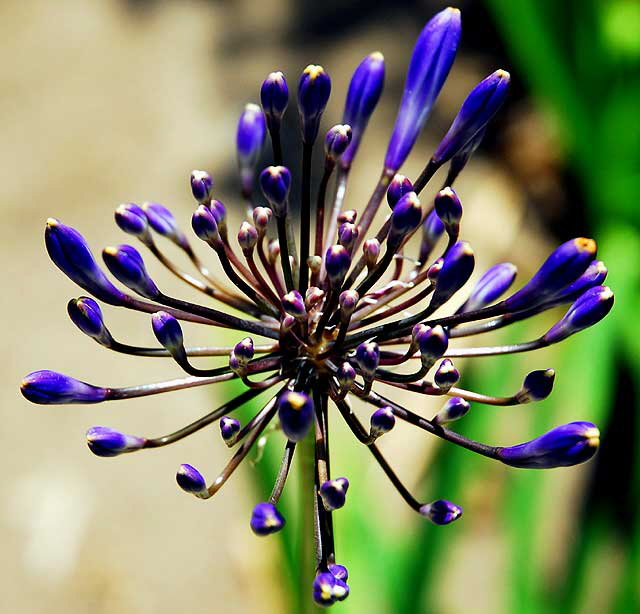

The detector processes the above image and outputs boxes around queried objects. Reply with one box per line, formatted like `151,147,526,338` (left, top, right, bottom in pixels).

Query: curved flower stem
299,419,318,613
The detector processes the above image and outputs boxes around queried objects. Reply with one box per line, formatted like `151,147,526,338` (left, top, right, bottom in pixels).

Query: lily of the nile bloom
21,7,613,607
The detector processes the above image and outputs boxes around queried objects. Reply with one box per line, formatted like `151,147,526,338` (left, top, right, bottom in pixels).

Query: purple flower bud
497,421,600,469
355,341,380,378
250,502,285,536
416,325,448,366
209,199,227,227
252,206,272,232
419,499,463,525
329,564,349,581
325,124,352,162
336,362,356,392
238,221,259,252
176,463,208,495
544,286,614,344
190,170,214,204
554,260,608,303
152,311,184,354
504,238,597,311
115,203,149,238
325,245,351,287
338,209,357,225
86,426,146,457
363,238,381,268
419,210,445,265
67,297,111,344
432,69,510,165
386,174,414,210
434,187,462,232
516,369,555,403
338,222,358,251
305,286,325,309
370,406,395,438
384,8,461,172
21,370,107,405
339,290,359,318
277,391,314,442
282,290,307,320
220,416,241,442
434,358,459,392
319,477,349,511
433,397,470,425
427,258,444,282
237,103,267,196
431,241,475,308
267,239,280,265
313,572,338,607
462,262,517,312
388,192,422,246
341,51,385,169
260,71,289,130
45,219,126,306
233,337,255,364
332,579,350,602
102,245,159,299
298,65,331,144
191,204,222,247
142,202,189,249
259,166,291,215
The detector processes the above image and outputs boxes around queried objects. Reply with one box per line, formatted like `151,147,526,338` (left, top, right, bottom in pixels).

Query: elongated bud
220,416,241,443
237,103,267,197
21,370,107,404
419,211,445,264
191,204,222,247
434,358,459,392
250,502,285,536
298,65,331,144
261,71,289,131
277,391,314,442
45,219,126,305
238,221,259,252
384,8,461,172
432,69,510,165
433,397,469,425
504,238,597,311
516,369,555,403
86,426,146,457
497,421,600,469
252,206,272,233
338,222,358,251
363,238,380,269
67,297,111,345
555,260,608,303
103,245,159,299
336,362,356,394
388,192,422,247
142,202,189,249
190,170,214,204
325,245,351,287
282,290,307,320
341,51,385,169
544,286,614,344
431,241,475,308
115,203,150,239
387,174,414,210
370,406,395,438
176,463,208,496
355,341,380,378
259,166,291,215
434,187,462,234
419,499,463,525
415,325,448,367
151,311,185,356
325,124,352,163
462,262,517,312
319,477,349,511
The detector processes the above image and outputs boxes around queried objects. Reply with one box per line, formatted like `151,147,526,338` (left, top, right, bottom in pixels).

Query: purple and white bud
319,477,349,511
176,463,208,496
325,124,352,163
325,245,351,287
102,244,159,299
142,202,189,249
250,502,285,536
260,71,289,131
516,369,555,403
21,370,107,405
434,187,462,234
259,166,292,216
86,426,146,457
433,397,470,425
190,170,214,204
282,290,307,320
191,204,222,247
416,325,448,367
252,206,273,234
238,221,259,252
434,358,459,392
388,192,422,247
305,286,325,310
419,499,463,525
338,222,359,251
370,406,396,438
220,416,241,443
152,311,185,356
277,391,314,442
363,238,381,269
339,290,359,319
355,341,380,378
115,203,150,239
386,174,414,210
298,65,331,145
67,297,111,345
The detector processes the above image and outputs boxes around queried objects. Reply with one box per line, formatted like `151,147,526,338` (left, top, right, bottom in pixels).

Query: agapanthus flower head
21,7,612,607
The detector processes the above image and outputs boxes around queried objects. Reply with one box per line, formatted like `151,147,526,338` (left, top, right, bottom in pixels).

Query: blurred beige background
2,1,572,612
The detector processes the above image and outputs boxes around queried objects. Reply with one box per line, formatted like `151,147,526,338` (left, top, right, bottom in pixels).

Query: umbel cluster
21,7,612,607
